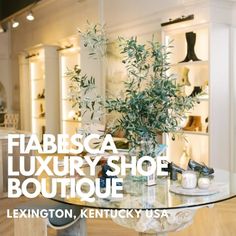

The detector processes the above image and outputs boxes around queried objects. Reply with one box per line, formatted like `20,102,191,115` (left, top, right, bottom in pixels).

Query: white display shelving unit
162,21,230,171
59,46,81,137
19,45,60,141
30,55,46,142
162,25,209,167
162,20,230,170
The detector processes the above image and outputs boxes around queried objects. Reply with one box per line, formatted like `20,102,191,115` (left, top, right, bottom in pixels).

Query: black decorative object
98,162,122,188
180,32,201,62
161,14,194,27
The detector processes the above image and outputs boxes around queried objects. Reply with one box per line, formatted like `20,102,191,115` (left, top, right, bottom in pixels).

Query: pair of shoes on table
164,159,214,180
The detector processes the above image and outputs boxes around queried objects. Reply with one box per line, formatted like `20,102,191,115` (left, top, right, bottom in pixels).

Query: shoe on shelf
179,32,202,63
183,116,202,132
180,67,191,86
191,116,202,131
188,159,214,176
202,81,209,94
205,117,208,132
189,86,202,97
182,115,194,130
41,89,45,98
40,126,45,145
39,112,45,118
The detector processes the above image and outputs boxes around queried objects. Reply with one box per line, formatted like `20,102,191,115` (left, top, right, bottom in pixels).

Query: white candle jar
198,177,211,189
181,171,197,189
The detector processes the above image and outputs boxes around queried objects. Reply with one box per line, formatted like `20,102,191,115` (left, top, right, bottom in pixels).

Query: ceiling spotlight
26,11,35,21
12,19,19,28
0,26,5,33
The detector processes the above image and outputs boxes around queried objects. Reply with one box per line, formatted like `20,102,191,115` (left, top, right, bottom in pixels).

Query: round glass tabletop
52,166,236,210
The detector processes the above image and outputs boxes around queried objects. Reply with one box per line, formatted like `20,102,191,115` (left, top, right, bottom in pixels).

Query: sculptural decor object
180,67,191,86
98,160,122,188
180,32,202,63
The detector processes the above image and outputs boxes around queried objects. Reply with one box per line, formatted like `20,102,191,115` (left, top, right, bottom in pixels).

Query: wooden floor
0,197,236,236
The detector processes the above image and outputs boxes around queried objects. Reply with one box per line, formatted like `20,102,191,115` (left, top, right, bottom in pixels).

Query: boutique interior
0,0,236,236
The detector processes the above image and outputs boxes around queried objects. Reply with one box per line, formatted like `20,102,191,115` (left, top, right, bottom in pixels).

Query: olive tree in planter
68,26,198,156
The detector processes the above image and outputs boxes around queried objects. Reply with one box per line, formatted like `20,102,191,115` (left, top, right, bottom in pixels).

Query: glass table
52,165,236,236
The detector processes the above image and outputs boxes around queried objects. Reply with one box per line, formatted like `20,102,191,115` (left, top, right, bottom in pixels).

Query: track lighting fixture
161,14,194,27
0,0,39,30
26,11,35,21
12,19,19,28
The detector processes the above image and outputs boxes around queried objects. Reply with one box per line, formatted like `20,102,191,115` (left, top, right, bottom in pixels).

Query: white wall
231,26,236,190
230,2,236,188
104,0,179,29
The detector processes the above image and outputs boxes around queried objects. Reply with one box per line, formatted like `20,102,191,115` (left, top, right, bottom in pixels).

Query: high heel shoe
188,159,214,176
163,162,185,181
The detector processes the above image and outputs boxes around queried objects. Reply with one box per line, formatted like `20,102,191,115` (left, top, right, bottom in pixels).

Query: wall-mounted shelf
59,46,81,138
63,118,82,123
174,130,209,136
170,60,208,67
198,96,209,101
34,98,45,101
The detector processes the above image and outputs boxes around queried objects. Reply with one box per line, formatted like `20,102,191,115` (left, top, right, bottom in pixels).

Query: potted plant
68,25,198,157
